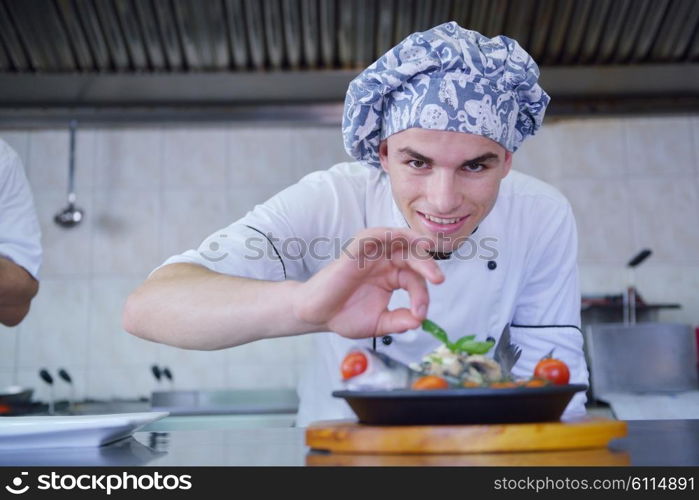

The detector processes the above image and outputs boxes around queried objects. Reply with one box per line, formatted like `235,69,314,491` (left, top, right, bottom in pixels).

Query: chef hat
342,21,550,168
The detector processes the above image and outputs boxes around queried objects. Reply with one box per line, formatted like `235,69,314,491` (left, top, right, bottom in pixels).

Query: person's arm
123,227,443,350
0,139,42,327
0,256,39,326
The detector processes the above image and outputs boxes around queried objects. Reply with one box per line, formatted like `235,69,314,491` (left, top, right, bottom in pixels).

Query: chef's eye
408,159,428,169
462,163,486,173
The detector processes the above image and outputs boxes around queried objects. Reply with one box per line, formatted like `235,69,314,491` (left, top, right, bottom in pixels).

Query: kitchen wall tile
289,126,350,180
226,361,298,389
156,345,228,390
511,125,561,184
26,129,95,193
0,369,13,389
627,177,699,264
159,190,229,260
224,338,300,389
257,336,304,366
293,334,314,362
557,179,634,264
75,129,97,192
32,191,92,277
557,119,626,180
84,364,155,400
625,117,694,177
17,279,89,369
227,127,298,188
161,127,226,189
91,190,160,275
0,324,19,371
26,130,66,191
578,265,628,296
0,131,30,169
634,265,699,326
87,278,160,369
94,129,161,190
222,340,257,367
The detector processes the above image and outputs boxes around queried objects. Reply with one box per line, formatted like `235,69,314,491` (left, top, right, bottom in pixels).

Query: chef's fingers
396,268,429,320
376,308,421,336
400,248,444,286
385,237,443,284
347,227,443,283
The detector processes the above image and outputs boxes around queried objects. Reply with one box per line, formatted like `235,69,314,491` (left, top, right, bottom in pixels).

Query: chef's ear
502,151,513,177
378,140,389,173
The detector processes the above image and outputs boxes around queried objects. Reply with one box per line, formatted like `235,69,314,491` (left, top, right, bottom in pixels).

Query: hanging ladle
54,119,84,228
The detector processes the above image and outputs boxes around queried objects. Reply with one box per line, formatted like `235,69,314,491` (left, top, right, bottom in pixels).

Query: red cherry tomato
411,375,449,390
341,351,368,380
534,358,570,385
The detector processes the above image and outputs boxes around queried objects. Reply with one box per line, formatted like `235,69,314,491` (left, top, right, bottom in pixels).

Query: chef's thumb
376,308,421,335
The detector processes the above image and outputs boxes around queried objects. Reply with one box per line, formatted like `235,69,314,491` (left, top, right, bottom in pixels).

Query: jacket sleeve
0,142,42,279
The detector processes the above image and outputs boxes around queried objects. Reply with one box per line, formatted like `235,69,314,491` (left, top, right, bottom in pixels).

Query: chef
0,139,41,326
124,22,589,426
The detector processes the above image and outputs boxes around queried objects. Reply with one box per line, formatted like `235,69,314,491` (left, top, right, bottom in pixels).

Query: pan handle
627,249,652,268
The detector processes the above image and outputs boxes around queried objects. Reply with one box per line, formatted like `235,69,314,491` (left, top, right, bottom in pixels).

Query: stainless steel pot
0,385,34,405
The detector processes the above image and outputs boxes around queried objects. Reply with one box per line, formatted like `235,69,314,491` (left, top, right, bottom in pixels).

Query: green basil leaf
453,339,496,355
421,319,453,350
452,335,476,350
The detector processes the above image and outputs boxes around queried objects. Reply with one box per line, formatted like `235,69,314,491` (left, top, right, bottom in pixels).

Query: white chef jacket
158,162,589,426
0,139,41,280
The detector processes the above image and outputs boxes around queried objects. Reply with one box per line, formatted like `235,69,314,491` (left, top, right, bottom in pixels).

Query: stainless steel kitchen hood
0,0,697,122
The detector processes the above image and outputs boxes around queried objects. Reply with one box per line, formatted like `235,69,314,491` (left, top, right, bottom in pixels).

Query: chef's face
379,128,512,253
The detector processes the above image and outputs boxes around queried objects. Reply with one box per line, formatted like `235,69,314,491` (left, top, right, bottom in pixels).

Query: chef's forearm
0,257,38,326
122,263,321,350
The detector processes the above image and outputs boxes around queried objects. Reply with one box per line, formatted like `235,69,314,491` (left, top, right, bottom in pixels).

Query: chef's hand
293,227,444,339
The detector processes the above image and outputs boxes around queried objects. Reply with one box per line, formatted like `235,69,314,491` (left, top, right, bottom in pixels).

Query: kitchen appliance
38,368,55,415
0,385,34,416
623,249,652,325
58,368,75,412
585,322,699,418
150,388,298,416
586,323,698,395
0,329,39,416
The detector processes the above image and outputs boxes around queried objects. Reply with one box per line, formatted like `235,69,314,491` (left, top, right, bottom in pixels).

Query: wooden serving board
306,448,630,466
306,417,627,454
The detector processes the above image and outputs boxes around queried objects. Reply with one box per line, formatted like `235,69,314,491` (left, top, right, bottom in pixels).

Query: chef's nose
427,169,462,214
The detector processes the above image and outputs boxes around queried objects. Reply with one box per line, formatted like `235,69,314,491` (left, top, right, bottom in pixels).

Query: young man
124,23,589,426
0,139,41,326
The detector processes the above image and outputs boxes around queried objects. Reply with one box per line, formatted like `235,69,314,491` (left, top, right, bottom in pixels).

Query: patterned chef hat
342,22,550,168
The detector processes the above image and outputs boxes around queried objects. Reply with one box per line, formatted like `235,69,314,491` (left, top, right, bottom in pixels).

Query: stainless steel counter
2,416,699,466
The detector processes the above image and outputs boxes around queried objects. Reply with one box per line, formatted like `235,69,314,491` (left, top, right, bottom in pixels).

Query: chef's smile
416,211,470,235
379,128,512,253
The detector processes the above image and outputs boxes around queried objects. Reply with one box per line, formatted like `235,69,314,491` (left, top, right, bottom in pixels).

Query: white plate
0,412,169,450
